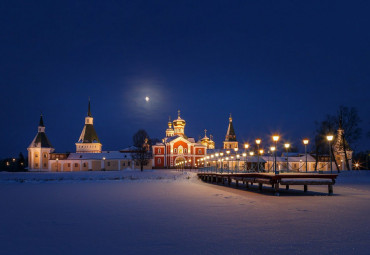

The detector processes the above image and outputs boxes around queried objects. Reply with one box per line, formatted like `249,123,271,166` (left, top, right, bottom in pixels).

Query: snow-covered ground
1,170,370,255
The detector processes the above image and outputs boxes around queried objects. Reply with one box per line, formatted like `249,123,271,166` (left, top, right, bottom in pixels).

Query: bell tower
76,99,102,153
172,110,186,137
27,114,55,171
223,114,238,150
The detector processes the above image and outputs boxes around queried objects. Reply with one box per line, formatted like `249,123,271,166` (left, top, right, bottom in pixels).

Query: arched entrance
175,156,186,168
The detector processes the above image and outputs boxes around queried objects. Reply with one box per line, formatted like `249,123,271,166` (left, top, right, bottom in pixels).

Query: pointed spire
87,98,92,117
229,113,232,122
204,129,207,136
178,109,181,119
39,113,45,127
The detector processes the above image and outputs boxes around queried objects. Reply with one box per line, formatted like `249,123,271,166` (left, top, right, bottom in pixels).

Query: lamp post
327,135,334,173
236,154,240,172
284,143,290,172
255,139,261,172
259,149,264,172
249,151,254,171
226,150,230,172
303,139,309,172
56,158,59,172
102,157,106,171
242,152,247,172
270,146,276,173
272,135,280,174
220,152,224,173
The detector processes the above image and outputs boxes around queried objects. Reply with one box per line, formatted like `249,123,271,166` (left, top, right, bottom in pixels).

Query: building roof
78,124,100,143
67,151,133,160
77,100,100,143
225,114,237,141
30,132,53,148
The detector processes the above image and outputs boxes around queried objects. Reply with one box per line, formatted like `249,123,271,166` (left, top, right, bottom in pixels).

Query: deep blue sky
1,0,369,158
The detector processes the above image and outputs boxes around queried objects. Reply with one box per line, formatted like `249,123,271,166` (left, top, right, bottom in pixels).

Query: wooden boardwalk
197,172,338,196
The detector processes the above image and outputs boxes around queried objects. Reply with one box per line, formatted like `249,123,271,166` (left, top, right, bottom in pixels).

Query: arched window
184,148,187,153
198,149,201,154
158,149,161,154
174,148,177,153
157,158,161,163
178,146,183,154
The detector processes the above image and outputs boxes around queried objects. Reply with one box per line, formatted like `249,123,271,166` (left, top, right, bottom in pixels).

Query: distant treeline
0,153,27,172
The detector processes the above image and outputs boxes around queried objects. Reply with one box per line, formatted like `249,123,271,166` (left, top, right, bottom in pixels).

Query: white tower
76,99,102,153
27,114,55,171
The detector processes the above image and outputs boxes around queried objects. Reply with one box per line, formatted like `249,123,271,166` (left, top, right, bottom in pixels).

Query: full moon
145,96,150,102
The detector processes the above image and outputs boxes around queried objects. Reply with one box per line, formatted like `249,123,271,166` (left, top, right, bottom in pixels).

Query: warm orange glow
284,143,290,149
249,152,254,156
326,135,334,141
255,139,261,145
234,148,238,152
226,150,230,154
272,135,279,142
242,153,246,157
244,144,249,149
259,149,264,154
303,139,309,145
270,146,276,151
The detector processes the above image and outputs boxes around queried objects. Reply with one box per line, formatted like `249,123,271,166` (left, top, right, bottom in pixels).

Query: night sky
1,0,369,158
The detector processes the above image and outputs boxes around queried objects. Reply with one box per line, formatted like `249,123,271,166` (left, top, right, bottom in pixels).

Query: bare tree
337,106,362,170
132,130,152,171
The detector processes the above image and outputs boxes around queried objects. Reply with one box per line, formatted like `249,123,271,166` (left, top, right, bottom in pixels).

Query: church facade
152,111,207,168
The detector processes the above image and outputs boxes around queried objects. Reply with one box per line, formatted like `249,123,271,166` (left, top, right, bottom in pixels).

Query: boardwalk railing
197,172,338,196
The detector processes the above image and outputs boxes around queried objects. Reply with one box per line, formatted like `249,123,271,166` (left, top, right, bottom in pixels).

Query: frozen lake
1,170,370,254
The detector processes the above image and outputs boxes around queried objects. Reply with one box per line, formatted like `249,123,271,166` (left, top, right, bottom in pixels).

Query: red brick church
152,111,207,168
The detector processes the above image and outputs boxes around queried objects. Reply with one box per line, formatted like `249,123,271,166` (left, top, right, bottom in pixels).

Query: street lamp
259,149,264,172
270,146,276,173
56,158,59,172
326,135,334,173
242,152,247,172
303,139,309,172
272,135,280,174
284,143,290,172
236,154,240,172
255,139,261,172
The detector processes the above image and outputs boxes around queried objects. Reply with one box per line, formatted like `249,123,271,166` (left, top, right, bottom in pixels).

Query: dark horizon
1,1,369,158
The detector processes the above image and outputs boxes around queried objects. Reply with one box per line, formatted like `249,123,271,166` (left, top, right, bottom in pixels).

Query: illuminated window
178,146,183,154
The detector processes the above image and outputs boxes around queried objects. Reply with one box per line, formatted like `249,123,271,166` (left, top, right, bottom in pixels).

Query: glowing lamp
326,135,334,141
242,153,246,157
244,144,249,149
249,152,254,156
303,139,309,145
270,146,276,152
272,135,280,142
259,149,264,154
284,143,290,149
255,139,261,145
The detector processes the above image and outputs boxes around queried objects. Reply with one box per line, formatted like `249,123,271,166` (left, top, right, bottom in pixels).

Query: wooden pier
197,172,338,196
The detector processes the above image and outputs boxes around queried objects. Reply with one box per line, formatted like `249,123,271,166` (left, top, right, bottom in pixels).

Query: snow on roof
67,151,133,160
